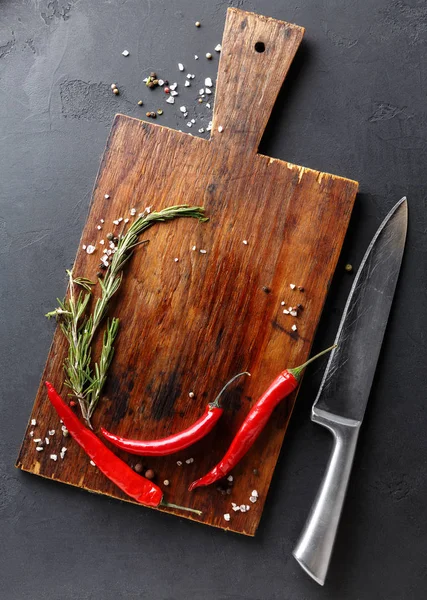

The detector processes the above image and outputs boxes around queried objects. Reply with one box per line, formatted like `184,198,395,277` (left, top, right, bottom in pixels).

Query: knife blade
293,197,407,585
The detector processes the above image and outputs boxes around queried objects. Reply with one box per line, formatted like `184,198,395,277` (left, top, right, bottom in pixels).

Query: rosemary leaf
47,204,207,427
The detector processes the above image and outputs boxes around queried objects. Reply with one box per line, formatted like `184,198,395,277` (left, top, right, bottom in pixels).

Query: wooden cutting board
16,8,358,536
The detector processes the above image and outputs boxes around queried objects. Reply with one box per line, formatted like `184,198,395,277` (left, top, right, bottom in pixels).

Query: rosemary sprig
46,205,207,428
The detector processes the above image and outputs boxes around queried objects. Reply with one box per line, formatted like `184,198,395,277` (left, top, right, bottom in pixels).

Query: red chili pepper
189,346,335,491
45,382,202,515
100,372,249,456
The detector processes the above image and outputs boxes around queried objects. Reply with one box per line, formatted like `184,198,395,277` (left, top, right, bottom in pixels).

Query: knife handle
293,407,361,585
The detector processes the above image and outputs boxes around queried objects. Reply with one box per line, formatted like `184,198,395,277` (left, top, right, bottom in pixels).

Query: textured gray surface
1,1,426,598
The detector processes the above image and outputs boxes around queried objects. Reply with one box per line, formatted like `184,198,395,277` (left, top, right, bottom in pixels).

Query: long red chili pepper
189,346,336,491
45,382,202,515
100,372,249,456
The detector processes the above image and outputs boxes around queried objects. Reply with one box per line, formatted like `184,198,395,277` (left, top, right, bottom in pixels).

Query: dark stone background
1,1,426,598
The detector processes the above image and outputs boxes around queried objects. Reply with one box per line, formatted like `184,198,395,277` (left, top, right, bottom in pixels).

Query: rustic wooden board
16,8,358,536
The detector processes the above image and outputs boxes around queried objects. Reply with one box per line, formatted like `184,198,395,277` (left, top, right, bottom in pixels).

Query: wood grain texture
16,8,358,536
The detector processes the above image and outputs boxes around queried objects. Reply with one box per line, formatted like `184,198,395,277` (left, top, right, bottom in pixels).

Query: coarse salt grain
224,513,231,521
232,504,240,511
187,122,193,127
97,225,102,230
166,97,175,104
180,106,187,113
243,240,248,245
191,245,197,251
90,460,96,466
99,239,105,245
227,475,233,482
215,44,222,52
36,446,44,452
113,220,119,225
195,55,198,60
205,88,212,95
290,283,296,289
205,77,213,87
178,62,184,71
185,458,194,464
290,310,298,317
31,419,37,426
82,244,87,250
170,83,177,91
104,194,110,199
218,125,223,133
240,504,247,512
185,80,190,87
60,447,67,459
86,245,95,254
177,460,183,466
252,489,258,497
158,79,164,86
29,431,34,437
291,324,298,331
100,219,105,224
50,454,58,461
33,438,42,443
198,128,205,133
45,437,49,445
170,90,178,97
174,257,179,262
199,249,207,254
206,103,211,108
124,218,129,224
122,50,130,56
249,495,257,503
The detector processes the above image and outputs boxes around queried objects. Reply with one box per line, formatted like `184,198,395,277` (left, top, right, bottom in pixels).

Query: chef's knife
293,197,407,585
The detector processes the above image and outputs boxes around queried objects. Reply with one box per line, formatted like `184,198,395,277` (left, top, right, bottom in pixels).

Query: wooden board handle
211,8,304,154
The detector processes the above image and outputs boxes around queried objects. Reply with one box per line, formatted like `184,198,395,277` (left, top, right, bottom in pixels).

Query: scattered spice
113,88,119,95
262,286,271,294
345,263,353,273
134,463,143,473
157,109,163,115
188,391,195,398
298,286,304,292
111,83,117,90
137,100,143,106
195,21,201,27
206,52,212,59
145,469,155,480
164,479,170,486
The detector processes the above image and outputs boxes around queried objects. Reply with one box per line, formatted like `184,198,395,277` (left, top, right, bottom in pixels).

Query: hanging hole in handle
254,41,265,53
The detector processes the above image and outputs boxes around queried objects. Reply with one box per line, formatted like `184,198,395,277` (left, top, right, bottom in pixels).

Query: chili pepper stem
288,344,337,381
160,500,202,516
209,371,251,409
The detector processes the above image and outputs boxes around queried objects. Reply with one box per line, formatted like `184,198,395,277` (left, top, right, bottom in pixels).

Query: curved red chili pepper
100,371,249,457
45,382,163,507
189,346,335,491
